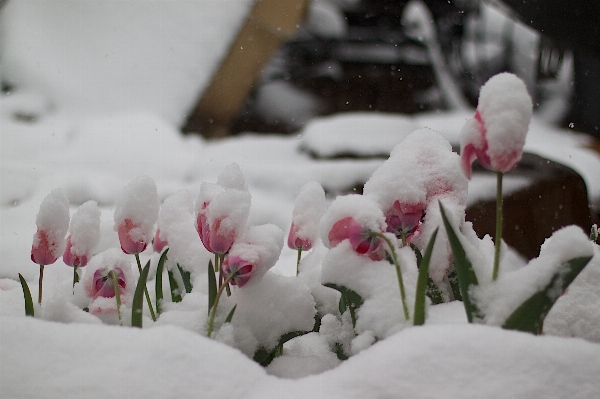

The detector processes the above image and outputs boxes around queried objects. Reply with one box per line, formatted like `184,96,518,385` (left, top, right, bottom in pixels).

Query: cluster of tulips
21,73,598,364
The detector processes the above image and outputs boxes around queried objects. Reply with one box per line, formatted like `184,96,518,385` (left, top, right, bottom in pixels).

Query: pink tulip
31,229,61,265
196,201,237,255
62,235,89,267
152,228,168,253
328,216,384,261
384,201,425,242
460,73,533,179
117,218,148,254
287,222,313,251
90,267,127,299
221,255,255,287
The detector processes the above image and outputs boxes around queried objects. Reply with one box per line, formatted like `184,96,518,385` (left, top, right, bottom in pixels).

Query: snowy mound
2,316,599,399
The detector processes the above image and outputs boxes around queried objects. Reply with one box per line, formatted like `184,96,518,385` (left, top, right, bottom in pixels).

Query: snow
288,181,328,250
64,200,101,261
31,188,70,263
2,316,599,399
2,1,600,397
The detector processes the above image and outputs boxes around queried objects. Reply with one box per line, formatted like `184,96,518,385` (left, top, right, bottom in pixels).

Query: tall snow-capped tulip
31,188,70,304
195,165,251,256
459,73,533,179
328,216,385,261
114,176,160,255
152,228,168,253
63,200,101,269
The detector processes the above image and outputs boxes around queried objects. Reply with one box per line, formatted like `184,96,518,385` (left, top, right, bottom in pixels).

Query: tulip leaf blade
439,202,479,322
132,260,151,328
155,248,169,315
325,283,363,328
18,273,34,317
502,256,592,334
178,263,193,293
225,304,237,323
168,269,183,303
413,228,438,325
208,260,217,315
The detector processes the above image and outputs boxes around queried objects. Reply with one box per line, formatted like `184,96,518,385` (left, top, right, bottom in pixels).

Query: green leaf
325,283,363,328
439,201,479,322
168,269,182,303
207,260,217,315
503,256,592,334
18,274,34,317
178,263,193,293
413,228,438,325
155,248,169,315
225,304,237,323
252,330,310,367
132,260,151,328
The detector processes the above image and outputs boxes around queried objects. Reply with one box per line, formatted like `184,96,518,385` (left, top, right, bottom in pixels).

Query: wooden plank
182,0,310,137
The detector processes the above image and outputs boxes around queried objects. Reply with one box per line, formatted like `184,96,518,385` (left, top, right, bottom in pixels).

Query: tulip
328,216,384,261
31,189,70,304
91,267,127,299
221,255,255,288
459,73,533,179
385,201,425,245
152,228,168,253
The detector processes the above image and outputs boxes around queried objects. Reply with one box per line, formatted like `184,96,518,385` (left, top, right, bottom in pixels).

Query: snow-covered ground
1,1,600,398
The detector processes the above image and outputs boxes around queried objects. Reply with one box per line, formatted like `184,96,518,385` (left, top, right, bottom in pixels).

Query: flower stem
492,171,503,281
296,248,302,276
400,230,408,247
207,272,235,338
220,253,231,297
373,232,410,321
135,253,157,322
73,266,79,288
38,264,45,304
109,270,123,326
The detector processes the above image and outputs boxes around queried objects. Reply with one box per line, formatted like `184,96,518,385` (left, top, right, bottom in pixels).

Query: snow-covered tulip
113,176,159,321
459,73,533,179
195,164,251,255
31,188,70,304
63,200,101,268
321,195,387,261
152,228,168,253
384,201,425,244
83,248,134,325
207,224,283,337
114,176,160,255
287,181,327,252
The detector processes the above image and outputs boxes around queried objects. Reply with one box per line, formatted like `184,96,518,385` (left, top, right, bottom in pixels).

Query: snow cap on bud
195,164,251,255
460,72,533,179
63,200,101,267
31,189,70,265
320,195,386,260
222,224,284,287
287,181,327,251
114,176,160,255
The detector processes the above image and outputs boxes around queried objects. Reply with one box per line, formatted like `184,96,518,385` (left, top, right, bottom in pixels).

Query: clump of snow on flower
228,224,284,282
288,181,327,250
156,190,210,275
472,226,595,326
64,200,101,262
113,176,159,246
32,188,70,262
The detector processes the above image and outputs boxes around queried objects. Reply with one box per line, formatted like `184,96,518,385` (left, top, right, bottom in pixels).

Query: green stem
400,230,407,247
373,232,410,321
492,171,503,281
73,266,79,290
135,253,157,322
220,254,231,297
296,248,302,276
109,270,123,326
207,273,236,338
38,264,44,304
214,253,219,273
